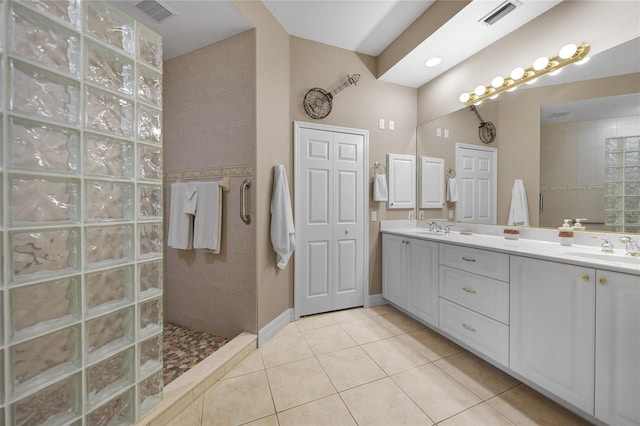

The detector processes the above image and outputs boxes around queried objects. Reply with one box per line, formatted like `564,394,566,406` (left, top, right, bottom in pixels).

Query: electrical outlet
378,119,385,129
389,120,395,130
371,211,377,221
448,209,454,219
418,210,425,220
437,128,442,137
444,129,450,138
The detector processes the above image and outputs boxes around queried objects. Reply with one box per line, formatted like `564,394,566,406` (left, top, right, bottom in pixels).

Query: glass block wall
1,1,163,424
605,136,640,233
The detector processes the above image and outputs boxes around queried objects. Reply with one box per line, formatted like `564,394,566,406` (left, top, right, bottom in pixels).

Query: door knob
345,229,350,235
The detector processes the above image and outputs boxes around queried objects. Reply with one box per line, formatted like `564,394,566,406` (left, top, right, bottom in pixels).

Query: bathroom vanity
380,221,640,426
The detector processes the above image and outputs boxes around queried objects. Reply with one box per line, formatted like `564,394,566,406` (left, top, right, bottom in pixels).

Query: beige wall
290,36,417,296
232,1,292,330
163,30,257,337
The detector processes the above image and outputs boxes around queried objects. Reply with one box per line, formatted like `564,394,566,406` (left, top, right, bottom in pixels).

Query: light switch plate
448,209,454,219
371,211,377,221
418,210,425,219
444,129,450,138
437,128,442,137
389,120,395,130
378,119,385,129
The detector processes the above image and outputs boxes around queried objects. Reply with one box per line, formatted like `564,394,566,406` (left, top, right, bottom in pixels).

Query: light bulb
533,56,549,71
575,56,590,65
525,78,538,85
459,92,470,103
549,69,562,76
510,67,525,80
491,76,504,88
474,85,486,96
559,43,577,59
424,57,442,67
489,94,499,100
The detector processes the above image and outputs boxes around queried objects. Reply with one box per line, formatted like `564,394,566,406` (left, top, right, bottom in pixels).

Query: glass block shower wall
1,1,163,424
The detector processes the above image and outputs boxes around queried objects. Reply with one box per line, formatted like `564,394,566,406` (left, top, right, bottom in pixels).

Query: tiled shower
1,1,163,424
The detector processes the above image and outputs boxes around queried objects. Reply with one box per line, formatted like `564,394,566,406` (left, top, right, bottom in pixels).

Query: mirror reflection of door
455,143,497,224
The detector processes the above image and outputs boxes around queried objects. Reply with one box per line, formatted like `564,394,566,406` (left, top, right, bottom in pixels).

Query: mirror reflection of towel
508,179,530,226
373,174,388,201
446,177,458,202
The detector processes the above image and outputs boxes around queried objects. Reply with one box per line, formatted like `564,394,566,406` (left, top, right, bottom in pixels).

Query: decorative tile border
540,185,605,192
164,164,253,181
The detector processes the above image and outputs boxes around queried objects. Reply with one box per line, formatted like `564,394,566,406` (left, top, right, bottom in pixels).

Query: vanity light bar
459,43,591,106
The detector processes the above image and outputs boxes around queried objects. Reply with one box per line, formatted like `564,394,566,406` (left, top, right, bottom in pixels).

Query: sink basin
562,251,640,266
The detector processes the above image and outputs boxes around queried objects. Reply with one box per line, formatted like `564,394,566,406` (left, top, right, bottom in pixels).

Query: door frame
455,142,498,224
293,121,369,319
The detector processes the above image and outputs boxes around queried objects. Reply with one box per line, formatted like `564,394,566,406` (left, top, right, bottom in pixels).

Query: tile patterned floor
163,322,232,385
166,306,593,425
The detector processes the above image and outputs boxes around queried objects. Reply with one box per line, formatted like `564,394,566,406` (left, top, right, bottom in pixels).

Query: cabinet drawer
439,244,509,281
439,265,509,324
439,298,509,366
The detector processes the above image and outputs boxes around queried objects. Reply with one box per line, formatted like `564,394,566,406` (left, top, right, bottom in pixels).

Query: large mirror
416,37,640,232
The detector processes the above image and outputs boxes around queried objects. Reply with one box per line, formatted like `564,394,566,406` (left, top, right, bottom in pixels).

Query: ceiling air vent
135,0,176,23
479,0,522,26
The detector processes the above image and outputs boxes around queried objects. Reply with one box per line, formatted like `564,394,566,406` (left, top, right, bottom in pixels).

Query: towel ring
373,161,386,174
447,167,456,178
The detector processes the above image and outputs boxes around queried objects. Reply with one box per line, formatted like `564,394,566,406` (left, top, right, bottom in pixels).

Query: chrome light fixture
459,43,590,105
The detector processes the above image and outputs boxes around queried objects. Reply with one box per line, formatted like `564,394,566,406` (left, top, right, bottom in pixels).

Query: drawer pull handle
582,274,590,282
462,287,476,294
462,257,476,263
599,277,607,286
462,323,476,332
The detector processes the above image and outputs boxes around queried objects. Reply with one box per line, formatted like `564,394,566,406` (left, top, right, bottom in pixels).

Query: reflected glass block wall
1,1,164,423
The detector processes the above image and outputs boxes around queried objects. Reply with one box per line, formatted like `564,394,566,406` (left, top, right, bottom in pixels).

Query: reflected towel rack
373,161,386,174
447,167,456,178
166,175,230,191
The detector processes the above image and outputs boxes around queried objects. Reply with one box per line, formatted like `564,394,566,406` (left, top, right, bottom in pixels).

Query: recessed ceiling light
424,57,442,68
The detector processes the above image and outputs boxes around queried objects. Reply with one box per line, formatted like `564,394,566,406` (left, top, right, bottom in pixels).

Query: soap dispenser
558,219,574,246
573,218,587,231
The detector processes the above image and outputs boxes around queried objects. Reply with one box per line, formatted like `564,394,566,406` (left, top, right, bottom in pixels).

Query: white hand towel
183,182,198,215
373,174,388,201
193,181,222,253
271,165,296,269
168,182,194,249
446,177,459,202
508,179,530,226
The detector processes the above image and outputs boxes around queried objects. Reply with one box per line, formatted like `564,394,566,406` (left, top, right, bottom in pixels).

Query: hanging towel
193,181,222,253
508,179,530,226
183,182,198,215
168,182,194,249
373,174,388,201
446,177,459,202
270,165,296,269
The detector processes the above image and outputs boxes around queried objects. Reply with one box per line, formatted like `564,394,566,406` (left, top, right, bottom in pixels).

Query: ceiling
109,0,562,88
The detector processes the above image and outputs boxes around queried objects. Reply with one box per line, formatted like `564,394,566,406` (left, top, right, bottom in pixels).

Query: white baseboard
366,293,388,308
257,308,294,347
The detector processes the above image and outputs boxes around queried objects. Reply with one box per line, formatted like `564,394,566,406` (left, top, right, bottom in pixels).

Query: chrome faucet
428,222,442,232
620,236,640,256
591,236,615,253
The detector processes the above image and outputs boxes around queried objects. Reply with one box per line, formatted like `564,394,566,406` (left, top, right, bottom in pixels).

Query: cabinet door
406,238,438,327
386,153,415,209
510,256,595,414
382,234,406,307
595,270,640,426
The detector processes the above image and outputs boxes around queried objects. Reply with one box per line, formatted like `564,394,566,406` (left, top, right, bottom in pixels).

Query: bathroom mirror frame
416,37,640,233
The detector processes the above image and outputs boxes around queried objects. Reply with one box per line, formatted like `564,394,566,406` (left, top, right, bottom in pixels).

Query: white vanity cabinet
510,256,596,415
382,234,439,327
438,244,510,366
595,269,640,426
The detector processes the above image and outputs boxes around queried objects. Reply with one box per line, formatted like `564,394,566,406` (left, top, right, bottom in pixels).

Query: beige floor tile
260,332,314,368
201,370,275,426
329,307,373,324
365,304,397,316
302,324,357,355
317,346,386,391
361,336,428,375
487,384,592,426
398,328,464,361
339,317,394,345
374,311,426,335
392,363,481,423
296,312,337,331
241,415,279,426
434,352,519,400
225,349,265,379
165,395,204,426
266,357,336,412
340,377,434,425
439,403,515,426
274,321,301,337
277,394,357,426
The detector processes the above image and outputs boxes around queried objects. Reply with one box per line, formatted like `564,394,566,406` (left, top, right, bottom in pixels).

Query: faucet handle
591,236,615,253
620,236,640,256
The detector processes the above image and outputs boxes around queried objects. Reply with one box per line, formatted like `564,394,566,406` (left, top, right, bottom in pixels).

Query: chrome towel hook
240,179,251,224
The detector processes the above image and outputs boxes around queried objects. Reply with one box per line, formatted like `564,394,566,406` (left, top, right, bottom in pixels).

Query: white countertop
380,221,640,276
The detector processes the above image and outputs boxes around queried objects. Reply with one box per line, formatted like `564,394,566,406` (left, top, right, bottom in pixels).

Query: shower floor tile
163,322,232,385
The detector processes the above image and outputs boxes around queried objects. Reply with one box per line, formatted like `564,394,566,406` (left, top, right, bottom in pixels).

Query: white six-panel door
456,143,497,224
294,122,367,317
